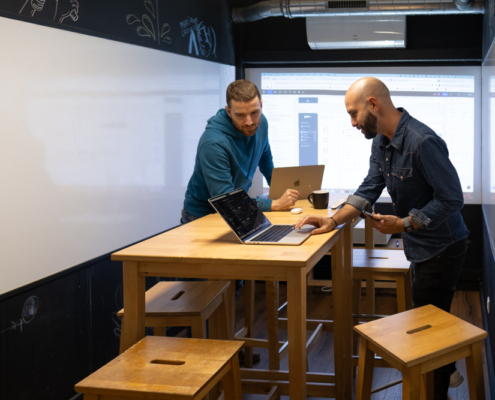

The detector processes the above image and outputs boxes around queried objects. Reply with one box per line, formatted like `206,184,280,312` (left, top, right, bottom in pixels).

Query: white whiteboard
0,17,235,295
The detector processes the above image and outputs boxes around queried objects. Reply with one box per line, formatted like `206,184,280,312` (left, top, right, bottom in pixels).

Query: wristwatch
403,217,414,233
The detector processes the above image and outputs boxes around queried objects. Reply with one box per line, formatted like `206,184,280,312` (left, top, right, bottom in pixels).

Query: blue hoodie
184,108,274,218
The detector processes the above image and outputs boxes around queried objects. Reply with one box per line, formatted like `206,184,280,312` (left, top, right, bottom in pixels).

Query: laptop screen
210,188,270,240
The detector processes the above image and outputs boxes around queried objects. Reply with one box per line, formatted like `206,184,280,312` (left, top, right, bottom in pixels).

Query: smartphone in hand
361,209,375,218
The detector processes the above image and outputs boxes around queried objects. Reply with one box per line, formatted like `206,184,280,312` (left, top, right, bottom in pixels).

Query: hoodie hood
205,108,250,140
205,108,259,175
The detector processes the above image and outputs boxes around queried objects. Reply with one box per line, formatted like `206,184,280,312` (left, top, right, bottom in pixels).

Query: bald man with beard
296,77,468,399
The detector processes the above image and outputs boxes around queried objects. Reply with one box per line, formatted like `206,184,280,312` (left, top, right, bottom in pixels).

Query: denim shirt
346,108,468,263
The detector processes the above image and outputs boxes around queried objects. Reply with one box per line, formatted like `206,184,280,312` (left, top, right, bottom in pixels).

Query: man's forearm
331,204,362,226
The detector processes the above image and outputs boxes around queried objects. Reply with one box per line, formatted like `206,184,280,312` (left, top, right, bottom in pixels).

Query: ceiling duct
232,0,484,23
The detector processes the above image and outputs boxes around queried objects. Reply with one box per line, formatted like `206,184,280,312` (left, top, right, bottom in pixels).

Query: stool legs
223,354,243,400
396,274,408,313
356,338,375,400
215,290,230,340
405,269,413,310
243,280,281,370
402,364,422,400
466,341,485,400
402,364,421,400
365,279,375,315
191,316,207,339
356,342,486,400
396,272,413,313
421,371,434,399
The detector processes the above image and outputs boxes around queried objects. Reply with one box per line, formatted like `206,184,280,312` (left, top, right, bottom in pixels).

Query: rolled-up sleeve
346,194,372,213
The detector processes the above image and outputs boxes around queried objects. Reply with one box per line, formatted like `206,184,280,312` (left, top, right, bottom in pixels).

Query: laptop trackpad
295,224,315,234
276,224,313,244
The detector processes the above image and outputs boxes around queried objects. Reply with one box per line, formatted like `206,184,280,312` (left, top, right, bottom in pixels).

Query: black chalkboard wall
0,0,235,65
0,242,178,400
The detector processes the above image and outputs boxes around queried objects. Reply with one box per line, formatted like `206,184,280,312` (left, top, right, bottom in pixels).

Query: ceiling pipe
232,0,484,23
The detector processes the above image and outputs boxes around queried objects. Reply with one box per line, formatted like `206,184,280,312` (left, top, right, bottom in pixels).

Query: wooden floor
233,281,491,400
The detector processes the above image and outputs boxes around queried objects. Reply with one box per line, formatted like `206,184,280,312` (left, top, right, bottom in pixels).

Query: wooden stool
354,304,487,400
237,280,287,369
118,281,230,353
353,248,413,316
75,336,244,400
239,280,323,374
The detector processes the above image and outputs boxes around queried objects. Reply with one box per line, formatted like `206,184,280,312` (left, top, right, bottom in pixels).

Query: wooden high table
112,200,357,399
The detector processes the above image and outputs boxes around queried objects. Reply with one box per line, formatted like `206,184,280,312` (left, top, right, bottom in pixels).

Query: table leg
266,281,281,371
343,224,354,399
331,232,345,399
121,261,145,353
244,280,255,368
287,268,307,399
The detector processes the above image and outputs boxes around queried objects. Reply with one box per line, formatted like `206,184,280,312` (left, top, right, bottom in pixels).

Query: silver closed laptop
209,188,313,246
269,165,325,199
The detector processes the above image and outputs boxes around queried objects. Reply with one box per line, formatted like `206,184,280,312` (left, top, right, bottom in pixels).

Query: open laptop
209,188,313,245
269,165,325,199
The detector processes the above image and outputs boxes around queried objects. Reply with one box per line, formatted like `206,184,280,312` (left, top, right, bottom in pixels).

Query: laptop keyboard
252,225,295,242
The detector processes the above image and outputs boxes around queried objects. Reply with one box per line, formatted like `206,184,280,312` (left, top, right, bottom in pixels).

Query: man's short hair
226,79,261,108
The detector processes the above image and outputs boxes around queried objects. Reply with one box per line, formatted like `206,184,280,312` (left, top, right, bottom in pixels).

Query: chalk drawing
22,296,39,323
19,0,79,24
1,296,39,335
59,0,79,23
127,0,171,45
180,17,216,59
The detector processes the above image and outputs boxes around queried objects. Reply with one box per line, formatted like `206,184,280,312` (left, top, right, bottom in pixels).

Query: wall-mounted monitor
246,66,481,204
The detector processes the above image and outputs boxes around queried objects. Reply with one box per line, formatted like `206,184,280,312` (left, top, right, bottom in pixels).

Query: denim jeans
411,237,468,400
181,208,200,225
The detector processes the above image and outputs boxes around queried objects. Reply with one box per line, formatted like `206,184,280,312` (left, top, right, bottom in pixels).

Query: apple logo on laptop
294,179,300,187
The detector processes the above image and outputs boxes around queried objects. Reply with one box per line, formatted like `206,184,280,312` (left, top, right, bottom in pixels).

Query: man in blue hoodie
182,79,299,223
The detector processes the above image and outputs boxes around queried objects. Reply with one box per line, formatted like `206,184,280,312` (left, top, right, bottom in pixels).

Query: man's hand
366,213,403,234
271,189,300,211
295,215,335,235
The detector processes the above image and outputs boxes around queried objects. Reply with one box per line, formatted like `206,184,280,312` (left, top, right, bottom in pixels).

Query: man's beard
231,118,259,136
360,111,378,140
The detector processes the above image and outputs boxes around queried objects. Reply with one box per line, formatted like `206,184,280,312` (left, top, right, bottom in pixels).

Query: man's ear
225,105,231,118
367,96,379,112
260,99,263,109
